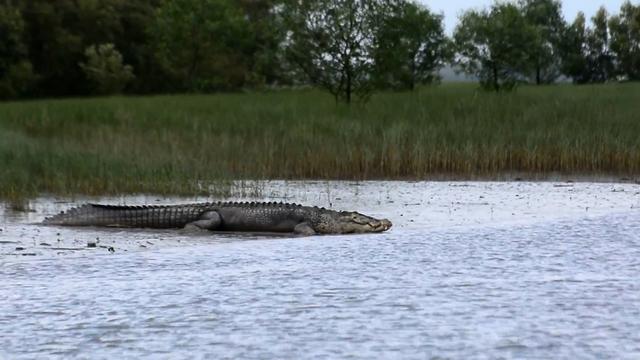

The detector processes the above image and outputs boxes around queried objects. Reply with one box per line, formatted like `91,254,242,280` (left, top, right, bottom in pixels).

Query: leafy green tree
73,0,157,92
74,0,123,45
18,0,83,96
608,1,640,80
0,2,35,98
586,6,614,82
519,0,565,84
113,0,173,93
453,3,536,91
559,12,591,83
151,0,251,92
18,0,135,96
238,0,289,86
79,43,134,94
373,1,449,90
283,0,381,103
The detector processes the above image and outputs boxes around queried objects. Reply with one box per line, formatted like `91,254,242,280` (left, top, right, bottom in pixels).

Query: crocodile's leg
294,222,316,236
184,211,221,231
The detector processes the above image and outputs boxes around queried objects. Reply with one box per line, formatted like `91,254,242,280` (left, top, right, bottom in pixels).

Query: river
1,181,639,359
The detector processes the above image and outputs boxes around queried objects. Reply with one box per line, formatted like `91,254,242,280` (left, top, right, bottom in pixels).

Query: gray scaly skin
42,202,393,235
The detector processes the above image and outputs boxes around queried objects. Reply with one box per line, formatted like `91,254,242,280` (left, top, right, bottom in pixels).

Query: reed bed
1,83,639,200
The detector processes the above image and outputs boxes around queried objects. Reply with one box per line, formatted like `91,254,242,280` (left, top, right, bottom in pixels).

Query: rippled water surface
1,181,640,359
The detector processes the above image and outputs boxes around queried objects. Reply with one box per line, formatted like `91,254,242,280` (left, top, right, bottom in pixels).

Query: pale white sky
419,0,630,33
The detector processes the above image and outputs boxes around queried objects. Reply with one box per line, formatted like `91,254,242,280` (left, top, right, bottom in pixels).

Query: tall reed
1,83,638,199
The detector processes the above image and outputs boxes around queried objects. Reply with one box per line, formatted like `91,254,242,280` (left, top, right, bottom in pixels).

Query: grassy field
1,83,639,201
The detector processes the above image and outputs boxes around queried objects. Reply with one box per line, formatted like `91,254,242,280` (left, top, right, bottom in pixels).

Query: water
1,181,640,359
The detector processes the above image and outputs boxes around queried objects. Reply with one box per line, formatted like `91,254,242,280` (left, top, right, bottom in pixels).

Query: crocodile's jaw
352,218,393,233
334,217,393,234
377,219,393,232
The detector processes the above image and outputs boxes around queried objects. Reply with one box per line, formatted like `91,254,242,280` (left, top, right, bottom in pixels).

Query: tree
18,0,133,96
559,12,591,83
238,0,290,86
519,0,565,84
453,3,536,91
586,7,614,82
608,1,640,81
373,1,449,90
283,0,381,103
79,43,134,94
151,0,251,91
0,2,35,98
103,0,167,93
18,0,80,96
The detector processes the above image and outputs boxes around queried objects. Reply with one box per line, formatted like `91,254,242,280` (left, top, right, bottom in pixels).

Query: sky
419,0,631,34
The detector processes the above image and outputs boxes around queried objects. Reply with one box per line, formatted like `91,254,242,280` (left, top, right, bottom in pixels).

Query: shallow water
1,181,640,359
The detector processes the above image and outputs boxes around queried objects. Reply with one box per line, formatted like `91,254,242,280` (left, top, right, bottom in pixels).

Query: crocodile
43,202,392,235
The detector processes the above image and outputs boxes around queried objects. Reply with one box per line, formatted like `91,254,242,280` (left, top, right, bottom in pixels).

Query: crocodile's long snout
373,219,392,232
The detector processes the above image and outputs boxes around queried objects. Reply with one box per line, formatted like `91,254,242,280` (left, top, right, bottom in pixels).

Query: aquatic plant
0,83,638,200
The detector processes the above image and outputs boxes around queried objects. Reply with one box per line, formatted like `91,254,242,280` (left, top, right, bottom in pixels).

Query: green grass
1,83,639,200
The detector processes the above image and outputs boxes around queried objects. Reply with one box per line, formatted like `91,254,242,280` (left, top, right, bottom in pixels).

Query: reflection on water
1,181,640,359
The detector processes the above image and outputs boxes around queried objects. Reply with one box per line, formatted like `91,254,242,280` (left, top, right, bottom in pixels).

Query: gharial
43,202,393,235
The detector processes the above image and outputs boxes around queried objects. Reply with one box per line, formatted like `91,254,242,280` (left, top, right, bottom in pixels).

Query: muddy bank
1,181,639,259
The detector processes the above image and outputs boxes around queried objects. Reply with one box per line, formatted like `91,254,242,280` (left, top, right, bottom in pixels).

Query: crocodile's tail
42,204,207,228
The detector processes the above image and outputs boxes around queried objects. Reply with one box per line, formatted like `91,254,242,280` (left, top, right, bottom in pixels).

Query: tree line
0,0,638,102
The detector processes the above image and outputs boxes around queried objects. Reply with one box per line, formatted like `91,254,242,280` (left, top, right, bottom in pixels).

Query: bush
0,61,36,98
79,43,135,95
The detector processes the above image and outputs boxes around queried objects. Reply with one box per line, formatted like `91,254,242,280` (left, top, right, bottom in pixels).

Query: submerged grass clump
0,83,639,200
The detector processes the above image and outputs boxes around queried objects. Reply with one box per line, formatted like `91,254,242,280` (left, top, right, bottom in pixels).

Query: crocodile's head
316,210,392,234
